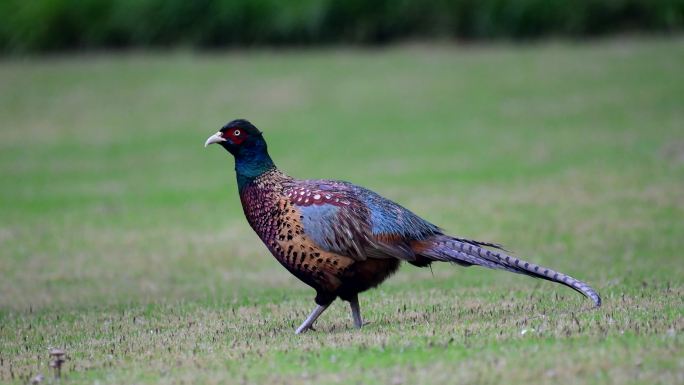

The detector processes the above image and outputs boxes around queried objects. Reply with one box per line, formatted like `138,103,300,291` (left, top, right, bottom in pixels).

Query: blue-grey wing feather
286,179,442,261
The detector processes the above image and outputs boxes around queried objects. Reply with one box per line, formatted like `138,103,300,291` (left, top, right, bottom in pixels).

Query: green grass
1,37,683,384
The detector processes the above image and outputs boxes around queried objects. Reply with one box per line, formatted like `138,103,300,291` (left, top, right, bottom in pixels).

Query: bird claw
295,324,317,334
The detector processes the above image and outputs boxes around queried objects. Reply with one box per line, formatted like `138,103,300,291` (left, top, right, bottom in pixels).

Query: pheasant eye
234,129,241,136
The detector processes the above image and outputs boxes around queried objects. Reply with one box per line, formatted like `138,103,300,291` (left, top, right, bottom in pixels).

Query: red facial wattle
223,129,246,145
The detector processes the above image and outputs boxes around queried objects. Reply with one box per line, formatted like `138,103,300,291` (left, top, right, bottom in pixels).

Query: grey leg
295,304,329,334
349,295,363,329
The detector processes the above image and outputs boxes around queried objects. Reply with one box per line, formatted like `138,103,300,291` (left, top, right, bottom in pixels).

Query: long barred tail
420,235,602,307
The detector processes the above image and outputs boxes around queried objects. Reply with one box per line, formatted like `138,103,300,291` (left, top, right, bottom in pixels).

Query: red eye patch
222,129,246,144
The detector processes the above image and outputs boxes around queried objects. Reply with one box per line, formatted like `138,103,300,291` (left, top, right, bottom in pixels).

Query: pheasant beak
204,132,226,147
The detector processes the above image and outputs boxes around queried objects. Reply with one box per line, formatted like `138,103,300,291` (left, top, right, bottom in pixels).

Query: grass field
1,38,683,384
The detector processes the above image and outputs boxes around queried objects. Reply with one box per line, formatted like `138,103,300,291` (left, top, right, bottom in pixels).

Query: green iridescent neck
234,142,275,190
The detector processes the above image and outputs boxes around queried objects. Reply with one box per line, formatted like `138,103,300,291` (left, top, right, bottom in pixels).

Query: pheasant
205,119,601,334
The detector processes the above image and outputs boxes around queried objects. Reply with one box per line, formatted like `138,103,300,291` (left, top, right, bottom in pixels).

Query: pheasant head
205,119,275,188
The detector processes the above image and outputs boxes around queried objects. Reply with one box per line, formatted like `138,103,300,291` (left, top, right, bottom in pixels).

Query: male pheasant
205,119,601,334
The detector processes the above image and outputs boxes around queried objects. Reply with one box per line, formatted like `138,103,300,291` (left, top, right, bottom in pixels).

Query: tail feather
419,235,602,307
451,237,507,251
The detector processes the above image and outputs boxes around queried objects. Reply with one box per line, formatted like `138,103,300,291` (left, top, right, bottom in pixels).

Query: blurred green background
1,2,683,385
1,0,684,53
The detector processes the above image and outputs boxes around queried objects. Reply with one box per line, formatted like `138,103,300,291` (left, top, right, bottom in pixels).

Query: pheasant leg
295,304,329,334
349,295,363,329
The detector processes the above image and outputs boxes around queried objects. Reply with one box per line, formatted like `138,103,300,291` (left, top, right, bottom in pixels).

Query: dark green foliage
1,0,683,53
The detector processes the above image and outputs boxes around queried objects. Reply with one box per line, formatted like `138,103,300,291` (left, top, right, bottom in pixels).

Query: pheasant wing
284,180,442,261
